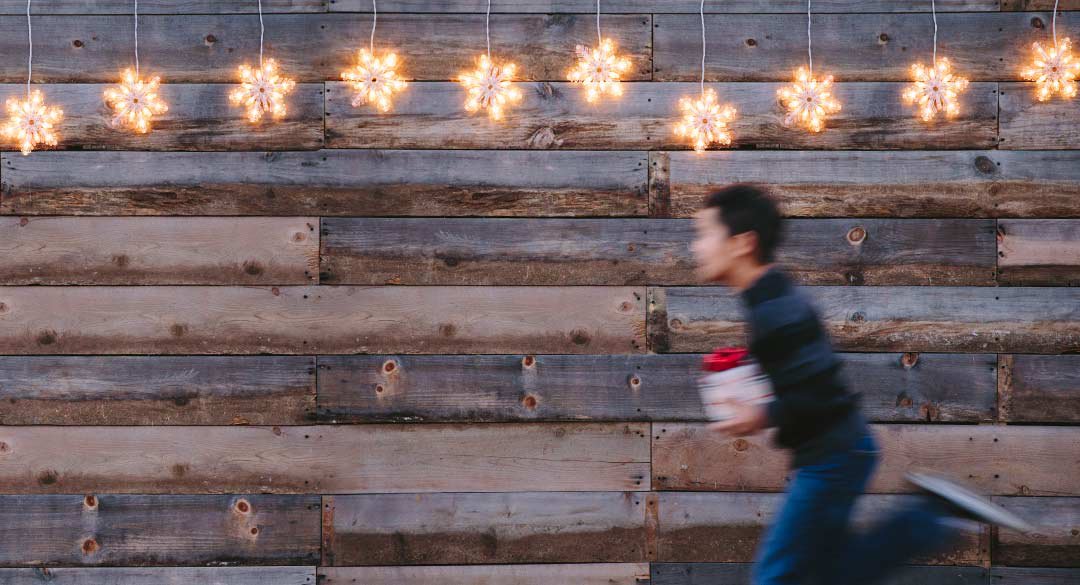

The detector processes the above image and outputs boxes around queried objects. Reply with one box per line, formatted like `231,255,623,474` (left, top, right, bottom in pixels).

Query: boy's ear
733,230,761,261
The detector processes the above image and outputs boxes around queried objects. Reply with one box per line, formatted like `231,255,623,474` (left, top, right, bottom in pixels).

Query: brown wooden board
651,150,1080,219
990,568,1080,584
0,150,648,217
0,494,320,566
998,220,1080,285
991,497,1080,567
324,82,999,150
0,567,316,584
655,492,988,565
0,286,645,355
651,563,989,585
0,216,318,285
320,218,995,286
322,492,649,565
0,423,650,493
999,355,1080,423
328,1,999,13
0,14,650,83
319,564,650,584
1000,83,1080,149
652,424,1080,496
0,84,324,151
1001,1,1080,10
650,285,1080,354
655,13,1076,82
0,1,326,13
316,353,997,424
0,356,315,425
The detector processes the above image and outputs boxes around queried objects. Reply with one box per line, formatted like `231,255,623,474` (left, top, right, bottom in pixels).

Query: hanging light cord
806,0,813,74
485,0,491,58
1053,0,1059,48
596,0,601,44
25,0,32,98
931,0,938,64
700,0,706,94
370,0,377,53
258,0,265,66
134,0,140,74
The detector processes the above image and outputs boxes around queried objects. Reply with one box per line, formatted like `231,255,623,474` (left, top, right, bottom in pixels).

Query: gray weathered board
999,354,1080,423
319,564,650,584
650,564,989,585
0,567,316,584
991,497,1080,567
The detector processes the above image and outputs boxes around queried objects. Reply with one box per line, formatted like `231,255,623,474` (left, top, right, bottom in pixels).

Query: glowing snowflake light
674,88,736,152
230,59,296,123
902,58,969,122
4,90,63,156
459,54,522,121
342,49,407,113
777,67,841,133
568,38,632,103
104,69,168,133
1023,38,1079,101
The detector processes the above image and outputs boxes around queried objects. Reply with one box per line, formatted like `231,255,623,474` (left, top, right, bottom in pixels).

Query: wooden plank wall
0,1,1078,583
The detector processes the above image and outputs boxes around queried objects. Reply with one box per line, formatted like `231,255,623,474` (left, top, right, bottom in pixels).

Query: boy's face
691,207,756,283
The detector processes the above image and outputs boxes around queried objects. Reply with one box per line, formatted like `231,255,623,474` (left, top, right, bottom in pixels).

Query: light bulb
459,54,523,121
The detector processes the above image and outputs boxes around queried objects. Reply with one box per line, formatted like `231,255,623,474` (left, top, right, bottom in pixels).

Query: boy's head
691,184,782,284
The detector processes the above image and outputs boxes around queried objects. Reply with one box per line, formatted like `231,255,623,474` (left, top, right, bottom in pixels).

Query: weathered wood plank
651,285,1080,353
653,150,1080,219
0,84,323,151
651,563,989,585
0,424,650,493
316,353,997,423
0,286,644,354
655,13,1072,82
329,1,998,13
325,82,998,150
0,356,315,425
990,567,1080,584
323,492,649,565
0,217,317,285
999,355,1080,423
656,492,987,565
0,567,316,584
1001,1,1080,9
652,424,1080,496
0,0,326,13
0,15,649,83
319,564,650,584
1000,83,1080,149
0,495,320,566
998,220,1080,285
320,218,995,286
0,150,648,217
991,497,1080,567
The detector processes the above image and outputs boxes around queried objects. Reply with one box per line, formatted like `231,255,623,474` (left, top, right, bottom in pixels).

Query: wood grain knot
234,499,251,514
974,155,996,174
84,495,97,509
846,226,867,244
745,38,757,47
1031,17,1044,29
521,394,539,410
629,375,641,388
733,439,749,452
522,355,535,367
81,538,98,555
901,352,919,368
383,360,396,373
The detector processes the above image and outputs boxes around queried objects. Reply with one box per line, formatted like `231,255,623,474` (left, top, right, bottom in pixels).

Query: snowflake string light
1022,38,1079,102
230,59,296,123
104,69,168,133
674,88,736,152
342,49,407,112
567,38,632,103
459,54,523,121
902,58,969,121
777,67,842,133
4,90,63,156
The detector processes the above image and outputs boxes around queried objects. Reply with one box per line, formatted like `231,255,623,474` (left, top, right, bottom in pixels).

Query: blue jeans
753,431,957,585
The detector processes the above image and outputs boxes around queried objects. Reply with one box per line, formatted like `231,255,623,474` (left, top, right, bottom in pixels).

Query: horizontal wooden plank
0,356,315,425
0,423,650,493
329,1,999,13
652,150,1080,219
0,494,320,566
0,14,649,83
650,285,1080,353
0,217,317,285
655,13,1074,82
0,150,648,217
991,497,1080,567
316,353,997,423
320,218,995,286
652,424,1080,496
319,564,650,584
998,220,1080,285
656,492,987,565
651,563,989,585
1000,83,1080,149
1001,1,1080,10
990,567,1080,584
0,286,644,354
323,492,649,565
324,82,998,150
0,567,316,584
999,355,1080,423
0,0,326,13
0,84,324,151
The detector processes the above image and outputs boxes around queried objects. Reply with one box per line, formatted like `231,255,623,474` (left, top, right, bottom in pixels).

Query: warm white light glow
674,88,736,152
342,49,408,112
567,38,632,103
459,54,522,121
1022,38,1079,101
3,90,62,155
229,58,296,123
902,58,969,122
777,66,841,133
104,69,168,133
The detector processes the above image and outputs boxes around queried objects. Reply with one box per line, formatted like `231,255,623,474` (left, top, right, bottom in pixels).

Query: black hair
704,183,783,263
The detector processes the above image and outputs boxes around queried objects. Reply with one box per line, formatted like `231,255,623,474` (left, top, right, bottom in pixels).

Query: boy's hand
707,400,769,437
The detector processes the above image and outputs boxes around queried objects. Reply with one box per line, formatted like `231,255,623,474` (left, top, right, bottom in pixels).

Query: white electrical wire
596,0,601,44
486,0,492,58
258,0,265,66
806,0,813,74
134,0,140,74
1053,0,1059,48
931,0,938,65
25,0,32,98
700,0,706,94
370,0,377,53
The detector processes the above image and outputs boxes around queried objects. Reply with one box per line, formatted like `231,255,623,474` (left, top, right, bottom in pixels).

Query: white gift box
698,360,774,421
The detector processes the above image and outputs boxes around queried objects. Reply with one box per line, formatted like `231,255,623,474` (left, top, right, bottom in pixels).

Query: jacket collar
740,266,790,307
